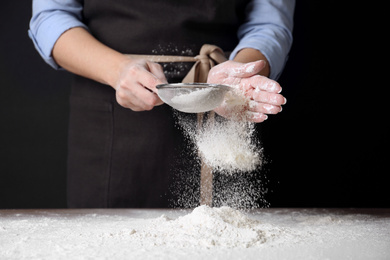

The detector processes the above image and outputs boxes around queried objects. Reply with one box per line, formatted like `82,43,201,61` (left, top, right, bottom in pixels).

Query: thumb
147,61,168,83
229,60,266,78
146,61,168,93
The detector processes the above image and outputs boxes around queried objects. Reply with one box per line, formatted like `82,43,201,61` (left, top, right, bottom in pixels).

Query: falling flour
171,86,266,208
177,86,263,174
196,120,261,173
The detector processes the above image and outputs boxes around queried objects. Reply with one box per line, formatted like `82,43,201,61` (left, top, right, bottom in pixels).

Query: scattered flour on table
2,208,390,259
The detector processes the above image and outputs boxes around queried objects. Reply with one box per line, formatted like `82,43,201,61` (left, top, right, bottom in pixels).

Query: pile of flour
130,205,280,248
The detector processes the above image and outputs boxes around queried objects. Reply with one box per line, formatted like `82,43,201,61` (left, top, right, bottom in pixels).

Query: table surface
1,207,390,216
1,208,390,260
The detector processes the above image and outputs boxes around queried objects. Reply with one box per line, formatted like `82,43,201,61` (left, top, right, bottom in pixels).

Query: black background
0,1,388,208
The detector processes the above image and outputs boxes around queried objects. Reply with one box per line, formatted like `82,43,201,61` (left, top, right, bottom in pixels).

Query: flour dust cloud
170,87,268,209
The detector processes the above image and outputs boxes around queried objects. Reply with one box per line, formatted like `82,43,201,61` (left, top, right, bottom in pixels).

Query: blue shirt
28,0,294,80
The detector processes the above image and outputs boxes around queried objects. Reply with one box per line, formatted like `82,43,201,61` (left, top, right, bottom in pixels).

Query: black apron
67,0,249,208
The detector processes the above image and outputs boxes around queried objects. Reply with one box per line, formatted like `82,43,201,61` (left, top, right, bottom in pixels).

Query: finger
153,94,164,106
117,82,162,111
127,63,165,94
140,71,165,93
228,60,266,78
241,75,282,93
147,61,168,85
245,111,268,123
134,84,163,110
248,100,282,114
116,87,140,111
250,89,287,106
139,62,165,105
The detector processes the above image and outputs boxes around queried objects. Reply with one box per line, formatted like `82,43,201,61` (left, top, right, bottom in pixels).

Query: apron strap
126,44,227,83
128,44,228,207
125,54,197,63
187,45,227,207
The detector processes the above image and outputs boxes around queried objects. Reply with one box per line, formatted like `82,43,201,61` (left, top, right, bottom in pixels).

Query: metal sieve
156,83,230,113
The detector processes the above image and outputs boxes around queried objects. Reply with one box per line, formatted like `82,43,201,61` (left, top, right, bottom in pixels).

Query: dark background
0,1,388,208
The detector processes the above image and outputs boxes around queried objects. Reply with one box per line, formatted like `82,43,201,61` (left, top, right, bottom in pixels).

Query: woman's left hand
207,60,286,123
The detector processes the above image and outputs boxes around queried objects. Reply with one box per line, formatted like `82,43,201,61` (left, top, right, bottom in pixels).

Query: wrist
104,53,132,89
233,48,270,77
52,27,132,88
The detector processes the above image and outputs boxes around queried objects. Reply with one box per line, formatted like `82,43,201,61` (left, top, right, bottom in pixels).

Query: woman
29,0,294,208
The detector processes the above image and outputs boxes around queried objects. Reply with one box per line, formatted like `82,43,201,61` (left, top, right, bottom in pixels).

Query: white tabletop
1,208,390,259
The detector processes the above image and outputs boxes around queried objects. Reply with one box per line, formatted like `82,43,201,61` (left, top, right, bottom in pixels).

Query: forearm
232,0,295,79
233,48,270,77
52,27,128,87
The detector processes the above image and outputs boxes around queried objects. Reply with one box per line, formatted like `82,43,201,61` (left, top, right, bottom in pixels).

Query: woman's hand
114,58,167,111
52,27,168,112
207,60,286,122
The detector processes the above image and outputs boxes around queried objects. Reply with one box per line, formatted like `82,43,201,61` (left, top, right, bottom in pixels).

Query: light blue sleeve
28,0,88,69
230,0,295,80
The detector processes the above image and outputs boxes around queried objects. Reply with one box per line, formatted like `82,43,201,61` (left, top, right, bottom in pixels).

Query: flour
2,208,390,259
177,86,263,174
170,87,219,113
196,120,261,172
171,86,265,208
171,88,214,106
131,205,276,248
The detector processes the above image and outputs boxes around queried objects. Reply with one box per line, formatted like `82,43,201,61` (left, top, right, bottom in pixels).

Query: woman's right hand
52,27,167,111
114,58,168,111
